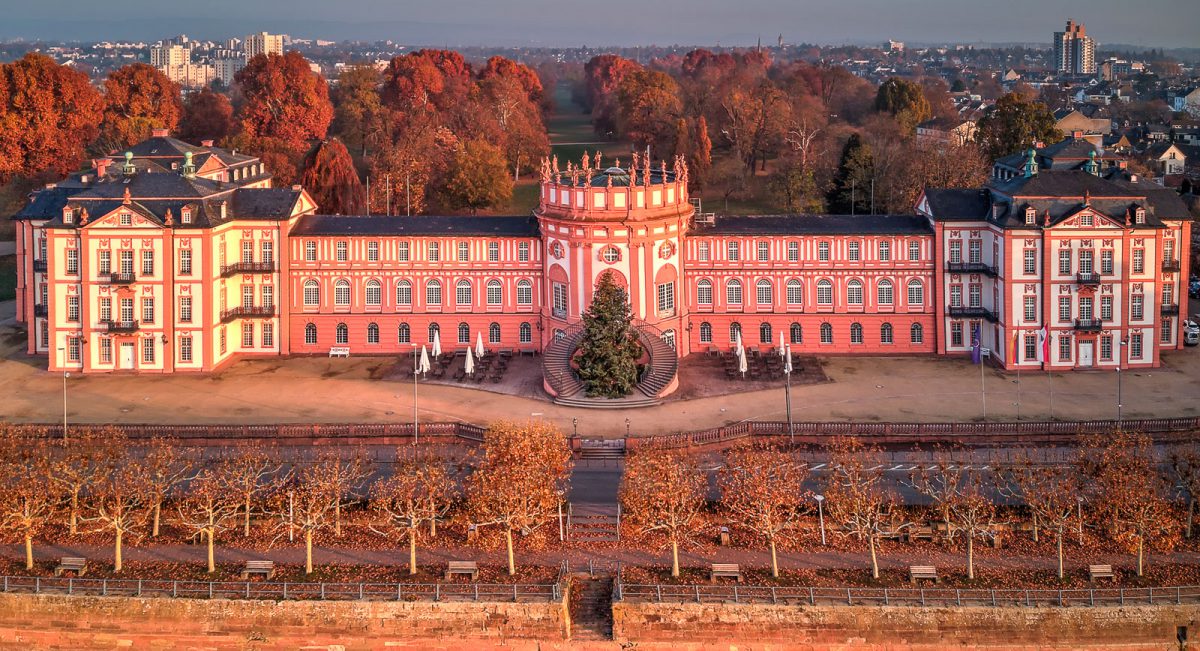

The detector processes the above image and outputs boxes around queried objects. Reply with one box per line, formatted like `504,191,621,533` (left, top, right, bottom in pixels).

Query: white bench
329,346,350,358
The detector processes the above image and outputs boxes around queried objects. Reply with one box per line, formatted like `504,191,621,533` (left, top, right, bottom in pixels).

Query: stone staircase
569,573,615,641
542,326,585,398
568,503,621,543
543,322,678,404
635,326,678,399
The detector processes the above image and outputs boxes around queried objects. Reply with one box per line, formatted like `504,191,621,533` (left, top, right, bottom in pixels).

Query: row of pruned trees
620,432,1198,581
0,421,570,576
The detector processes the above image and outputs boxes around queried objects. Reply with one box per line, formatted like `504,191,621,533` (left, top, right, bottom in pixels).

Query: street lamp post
784,344,794,445
814,494,826,546
1116,338,1127,422
625,418,631,438
1077,496,1085,546
57,347,68,440
411,344,419,445
572,417,578,438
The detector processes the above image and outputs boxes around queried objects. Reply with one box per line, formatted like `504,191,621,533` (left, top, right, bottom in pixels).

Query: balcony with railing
945,261,998,277
32,259,47,273
220,306,276,322
100,319,139,333
100,272,136,285
1163,259,1181,272
947,306,998,322
1075,272,1101,286
220,261,276,277
33,304,48,318
1073,318,1104,332
1162,303,1180,315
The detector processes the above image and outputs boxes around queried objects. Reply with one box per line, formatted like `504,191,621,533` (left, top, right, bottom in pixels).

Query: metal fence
10,422,487,443
617,583,1200,608
0,575,561,602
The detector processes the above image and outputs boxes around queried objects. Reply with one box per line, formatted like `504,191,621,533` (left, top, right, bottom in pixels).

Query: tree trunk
1187,498,1194,539
114,528,123,573
505,528,516,576
869,535,880,580
70,491,79,535
1032,512,1039,543
671,538,680,578
244,496,252,538
335,501,342,537
409,527,418,576
769,538,779,578
967,535,975,580
24,535,33,571
1137,537,1145,577
430,516,437,538
1056,531,1064,579
152,500,161,537
305,530,313,575
206,529,215,574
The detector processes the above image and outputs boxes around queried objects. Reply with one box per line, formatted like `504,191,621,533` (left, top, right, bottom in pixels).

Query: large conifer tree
576,272,642,398
827,133,874,214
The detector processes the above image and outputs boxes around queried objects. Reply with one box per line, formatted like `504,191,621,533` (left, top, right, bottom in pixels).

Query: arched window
426,279,442,305
516,279,533,305
697,279,713,305
817,279,833,305
759,322,772,344
396,280,412,306
365,279,382,306
367,322,380,343
486,279,502,305
881,322,893,344
699,322,713,343
489,322,501,343
456,280,472,306
847,279,863,305
726,279,743,305
304,323,317,344
756,279,773,305
850,322,863,344
519,322,532,344
910,323,924,344
303,280,320,306
877,279,894,306
907,279,924,305
729,322,742,342
457,322,470,344
428,322,440,343
786,279,803,305
334,279,351,306
789,322,802,344
336,322,348,344
398,323,410,343
820,322,833,344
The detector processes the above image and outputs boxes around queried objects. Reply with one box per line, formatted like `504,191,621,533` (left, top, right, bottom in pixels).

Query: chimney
94,158,111,178
1072,130,1083,139
152,128,169,138
201,139,214,147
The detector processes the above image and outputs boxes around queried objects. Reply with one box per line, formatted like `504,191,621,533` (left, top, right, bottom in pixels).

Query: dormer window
1024,206,1036,225
181,207,192,224
1080,215,1093,227
63,208,74,225
120,212,132,226
1135,207,1146,224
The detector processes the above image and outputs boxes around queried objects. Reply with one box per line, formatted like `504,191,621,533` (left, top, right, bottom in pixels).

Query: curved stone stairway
541,323,677,408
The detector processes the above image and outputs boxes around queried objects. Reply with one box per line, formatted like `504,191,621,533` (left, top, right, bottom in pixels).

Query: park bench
909,565,939,584
54,557,87,577
1089,564,1115,582
241,560,275,579
718,526,731,546
908,525,935,543
445,560,479,580
710,563,743,583
328,346,350,358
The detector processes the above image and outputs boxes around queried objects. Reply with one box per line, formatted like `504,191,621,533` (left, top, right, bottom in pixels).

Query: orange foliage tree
615,69,682,156
174,465,241,573
439,139,513,213
300,138,365,215
465,420,571,575
823,436,899,579
177,88,235,144
620,448,707,578
0,53,104,182
0,427,55,570
582,54,641,137
719,445,810,577
47,426,125,535
1002,459,1082,579
234,52,332,149
100,63,183,149
369,450,454,575
140,436,195,538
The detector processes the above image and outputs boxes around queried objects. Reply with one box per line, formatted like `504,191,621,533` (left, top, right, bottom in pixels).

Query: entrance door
120,343,136,370
1078,341,1094,367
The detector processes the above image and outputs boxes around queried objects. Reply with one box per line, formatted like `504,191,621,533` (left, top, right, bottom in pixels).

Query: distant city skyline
1,0,1197,49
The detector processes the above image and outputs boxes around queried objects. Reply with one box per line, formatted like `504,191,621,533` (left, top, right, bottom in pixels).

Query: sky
1,0,1196,48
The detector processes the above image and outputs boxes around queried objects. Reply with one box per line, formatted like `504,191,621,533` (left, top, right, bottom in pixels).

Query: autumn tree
0,427,55,570
99,63,183,150
582,54,641,136
1109,433,1178,576
719,81,790,173
874,77,932,135
906,446,970,543
177,87,235,144
216,445,284,538
824,436,898,579
719,445,810,577
616,69,682,155
174,465,241,573
369,450,454,575
310,447,371,537
300,138,365,215
1170,444,1200,538
687,115,713,191
139,436,195,538
1002,460,1081,579
234,52,333,150
331,65,386,158
474,73,550,179
827,133,874,214
620,448,707,578
976,92,1062,161
86,450,148,573
438,139,512,213
0,53,104,182
479,56,545,108
465,420,571,575
576,272,642,398
47,427,125,535
949,470,997,580
269,462,338,574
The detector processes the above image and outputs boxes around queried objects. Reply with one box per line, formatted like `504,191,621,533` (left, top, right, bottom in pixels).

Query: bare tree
369,450,454,575
1169,445,1200,538
268,463,337,575
313,447,371,537
174,465,241,573
1002,459,1081,579
0,427,56,570
1110,433,1179,577
140,436,195,538
47,426,124,535
217,444,284,538
948,470,998,580
824,436,900,580
719,445,810,577
465,420,572,575
85,450,148,573
620,448,707,578
906,444,969,543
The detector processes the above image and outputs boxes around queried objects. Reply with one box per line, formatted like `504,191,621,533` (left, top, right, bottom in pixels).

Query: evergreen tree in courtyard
827,133,874,214
576,272,642,398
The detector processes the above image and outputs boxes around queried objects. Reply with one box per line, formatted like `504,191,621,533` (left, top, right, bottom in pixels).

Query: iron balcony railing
221,261,276,277
100,272,137,285
1076,272,1101,285
1162,259,1181,272
100,319,139,333
32,259,48,273
947,306,998,322
1161,304,1180,316
221,306,276,322
945,262,998,277
33,304,48,318
1073,318,1104,332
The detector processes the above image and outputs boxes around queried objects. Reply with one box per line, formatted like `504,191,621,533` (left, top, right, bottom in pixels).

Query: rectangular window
1100,335,1112,361
100,297,112,322
848,241,860,261
1078,250,1093,275
488,241,499,262
242,322,254,348
99,338,112,364
1059,334,1071,362
909,240,920,261
428,241,440,262
241,285,254,309
142,297,155,324
949,240,962,264
1024,334,1037,362
67,249,79,275
787,241,799,262
262,285,273,309
241,240,254,264
120,298,134,323
657,283,675,315
142,337,155,364
1131,294,1144,320
968,240,981,264
757,241,769,262
878,241,891,262
367,241,379,262
818,242,830,262
180,296,192,323
220,328,227,354
180,336,192,362
1059,296,1071,322
99,250,111,275
336,241,347,262
968,283,981,308
552,283,568,317
698,242,710,261
458,241,469,262
1101,250,1113,274
67,296,80,322
950,285,962,307
518,242,530,262
142,249,154,276
1079,297,1093,321
951,322,964,347
1133,248,1144,273
179,249,192,275
120,250,134,275
1100,296,1112,321
1130,333,1143,359
727,241,739,262
398,241,410,262
1025,296,1037,322
261,241,273,265
305,241,317,262
1023,249,1036,275
1058,249,1071,275
67,337,81,362
1161,318,1173,343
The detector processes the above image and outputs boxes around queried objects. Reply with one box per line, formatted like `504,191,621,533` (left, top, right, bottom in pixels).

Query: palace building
12,134,1192,402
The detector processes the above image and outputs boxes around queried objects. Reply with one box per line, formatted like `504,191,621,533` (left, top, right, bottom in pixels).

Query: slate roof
290,215,541,237
920,189,991,221
702,214,932,236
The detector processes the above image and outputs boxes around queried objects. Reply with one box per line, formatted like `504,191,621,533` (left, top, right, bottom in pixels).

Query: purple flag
971,324,982,364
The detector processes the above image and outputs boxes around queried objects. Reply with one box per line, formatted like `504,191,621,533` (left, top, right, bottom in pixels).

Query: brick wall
613,600,1200,649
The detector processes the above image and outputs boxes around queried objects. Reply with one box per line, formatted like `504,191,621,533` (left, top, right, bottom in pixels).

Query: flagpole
980,351,986,422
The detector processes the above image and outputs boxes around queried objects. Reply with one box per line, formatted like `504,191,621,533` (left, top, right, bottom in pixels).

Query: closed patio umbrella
475,332,486,359
778,331,786,357
431,331,442,358
734,331,743,357
737,346,748,379
465,347,475,376
419,346,431,376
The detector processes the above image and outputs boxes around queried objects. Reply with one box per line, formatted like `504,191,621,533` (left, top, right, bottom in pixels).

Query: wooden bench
1089,564,1115,582
445,560,479,580
908,525,935,543
328,346,350,358
54,557,87,577
909,565,939,584
241,560,275,579
710,563,743,583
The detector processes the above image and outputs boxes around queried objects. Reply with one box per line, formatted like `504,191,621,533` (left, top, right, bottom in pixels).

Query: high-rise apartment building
150,44,190,69
1053,20,1096,75
244,32,284,60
